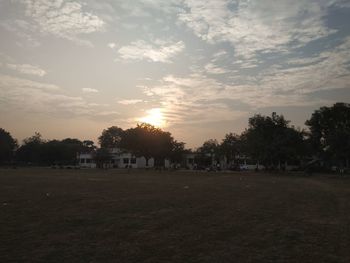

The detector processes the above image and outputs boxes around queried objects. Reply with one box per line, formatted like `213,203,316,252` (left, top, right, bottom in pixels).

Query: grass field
1,168,350,263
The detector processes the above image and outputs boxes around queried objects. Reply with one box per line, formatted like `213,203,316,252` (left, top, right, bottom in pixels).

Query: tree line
1,103,349,171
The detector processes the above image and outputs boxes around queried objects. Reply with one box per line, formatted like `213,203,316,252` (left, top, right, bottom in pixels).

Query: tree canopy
306,102,350,167
17,133,87,165
120,123,177,166
17,132,45,164
98,126,124,149
220,133,241,164
0,128,17,164
243,112,305,168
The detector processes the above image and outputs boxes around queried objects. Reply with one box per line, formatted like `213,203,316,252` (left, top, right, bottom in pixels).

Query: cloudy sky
1,0,350,148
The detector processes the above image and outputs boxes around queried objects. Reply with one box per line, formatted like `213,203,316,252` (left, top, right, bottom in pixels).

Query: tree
244,112,305,169
169,140,186,165
306,102,350,168
57,138,84,165
196,139,220,167
17,134,84,166
0,128,17,164
94,148,111,168
98,126,124,149
17,132,45,164
120,123,175,167
82,140,96,152
220,133,241,166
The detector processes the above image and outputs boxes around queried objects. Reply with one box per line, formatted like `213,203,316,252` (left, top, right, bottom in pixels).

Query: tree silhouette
17,132,45,164
197,139,220,167
0,128,17,164
306,102,350,168
120,123,175,167
220,133,241,166
243,112,305,169
98,126,124,149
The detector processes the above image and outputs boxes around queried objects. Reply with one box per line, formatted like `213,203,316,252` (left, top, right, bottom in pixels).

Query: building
78,153,96,168
77,148,170,169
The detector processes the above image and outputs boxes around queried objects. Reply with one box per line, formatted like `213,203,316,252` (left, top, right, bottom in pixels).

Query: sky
1,0,350,148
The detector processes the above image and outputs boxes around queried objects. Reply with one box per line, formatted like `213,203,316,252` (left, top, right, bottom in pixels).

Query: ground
1,168,349,263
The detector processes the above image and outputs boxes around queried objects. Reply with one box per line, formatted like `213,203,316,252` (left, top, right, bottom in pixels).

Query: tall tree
306,102,350,168
17,132,45,164
196,139,220,166
0,128,17,164
58,138,84,164
220,133,241,166
98,126,124,149
244,113,305,169
120,123,174,167
94,148,112,168
169,140,186,164
82,140,96,152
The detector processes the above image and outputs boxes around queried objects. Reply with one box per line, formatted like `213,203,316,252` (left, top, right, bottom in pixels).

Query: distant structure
78,152,97,168
78,148,300,171
77,148,170,169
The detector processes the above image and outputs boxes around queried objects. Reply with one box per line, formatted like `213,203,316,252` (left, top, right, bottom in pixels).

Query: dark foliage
0,128,17,164
239,113,306,168
98,126,124,149
16,133,88,166
120,123,178,167
306,102,350,168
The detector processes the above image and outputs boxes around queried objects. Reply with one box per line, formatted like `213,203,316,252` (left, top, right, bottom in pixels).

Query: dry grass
1,168,350,263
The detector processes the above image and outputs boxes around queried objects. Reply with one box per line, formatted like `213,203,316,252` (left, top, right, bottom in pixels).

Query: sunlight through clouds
139,108,166,128
0,0,349,146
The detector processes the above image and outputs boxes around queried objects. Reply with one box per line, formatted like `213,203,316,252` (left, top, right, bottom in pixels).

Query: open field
1,168,350,263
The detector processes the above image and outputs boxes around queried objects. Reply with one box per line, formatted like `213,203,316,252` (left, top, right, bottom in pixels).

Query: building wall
78,153,96,168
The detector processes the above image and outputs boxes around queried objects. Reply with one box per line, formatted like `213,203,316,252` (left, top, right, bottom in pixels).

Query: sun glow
139,108,166,127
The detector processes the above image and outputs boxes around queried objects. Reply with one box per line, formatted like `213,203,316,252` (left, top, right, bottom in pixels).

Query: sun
139,108,166,127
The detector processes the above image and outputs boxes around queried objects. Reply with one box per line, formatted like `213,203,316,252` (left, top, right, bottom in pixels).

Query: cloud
178,0,338,59
0,74,58,90
6,63,46,77
141,35,350,127
82,88,99,93
117,40,185,63
95,111,119,116
118,0,181,17
204,63,229,74
0,74,96,116
118,99,143,105
108,42,116,49
21,0,105,46
0,19,41,47
259,37,350,95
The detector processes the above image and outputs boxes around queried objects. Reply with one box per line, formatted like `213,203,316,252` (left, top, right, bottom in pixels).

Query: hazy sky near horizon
1,0,350,148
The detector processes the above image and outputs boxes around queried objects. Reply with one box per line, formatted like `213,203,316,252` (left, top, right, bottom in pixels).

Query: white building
78,153,96,168
77,148,170,169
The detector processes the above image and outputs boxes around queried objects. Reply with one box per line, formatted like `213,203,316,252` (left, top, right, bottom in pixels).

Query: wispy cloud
0,19,41,47
204,63,229,74
6,63,46,77
260,37,350,95
141,38,350,126
107,42,116,49
0,74,95,116
82,88,99,93
0,74,58,90
118,99,143,105
179,0,337,59
117,40,185,63
21,0,105,46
